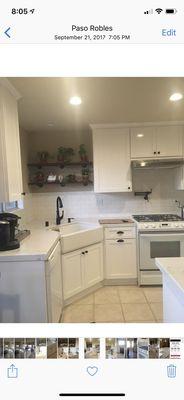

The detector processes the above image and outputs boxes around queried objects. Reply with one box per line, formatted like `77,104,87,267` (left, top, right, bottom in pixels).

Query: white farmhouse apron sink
52,222,103,253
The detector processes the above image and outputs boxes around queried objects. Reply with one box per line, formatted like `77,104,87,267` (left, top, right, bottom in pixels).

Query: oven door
139,232,184,271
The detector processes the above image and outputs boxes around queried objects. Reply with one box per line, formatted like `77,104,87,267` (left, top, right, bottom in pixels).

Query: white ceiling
9,77,184,133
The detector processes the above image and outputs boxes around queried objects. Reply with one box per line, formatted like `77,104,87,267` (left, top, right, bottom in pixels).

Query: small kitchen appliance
0,213,21,251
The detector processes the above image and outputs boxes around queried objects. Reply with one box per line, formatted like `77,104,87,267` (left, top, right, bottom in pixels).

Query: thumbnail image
106,338,126,359
137,338,149,359
149,339,159,359
84,338,100,359
126,338,137,359
15,338,26,359
36,338,47,359
47,338,58,359
58,338,79,359
25,339,36,358
4,338,15,359
170,339,182,359
0,338,3,358
159,339,170,358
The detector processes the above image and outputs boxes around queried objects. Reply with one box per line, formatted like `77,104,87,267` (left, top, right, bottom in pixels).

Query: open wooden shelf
28,161,93,168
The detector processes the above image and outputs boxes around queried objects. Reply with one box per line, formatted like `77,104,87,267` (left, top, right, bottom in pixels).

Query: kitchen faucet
56,196,64,225
175,200,184,220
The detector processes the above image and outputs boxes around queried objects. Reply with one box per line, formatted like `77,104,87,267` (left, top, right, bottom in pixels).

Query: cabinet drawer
105,226,136,239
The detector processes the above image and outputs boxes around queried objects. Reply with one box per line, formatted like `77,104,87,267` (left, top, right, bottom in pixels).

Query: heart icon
86,366,98,376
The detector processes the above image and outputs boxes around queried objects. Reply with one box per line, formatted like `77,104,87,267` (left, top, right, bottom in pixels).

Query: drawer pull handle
117,239,124,243
117,231,124,234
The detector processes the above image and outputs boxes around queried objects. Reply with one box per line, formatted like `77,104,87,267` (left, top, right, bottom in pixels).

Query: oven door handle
139,233,184,238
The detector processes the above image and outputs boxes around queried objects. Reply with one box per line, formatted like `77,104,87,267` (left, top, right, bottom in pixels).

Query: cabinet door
175,166,184,190
84,243,103,289
62,249,83,300
93,128,132,192
130,127,156,158
156,126,183,157
105,239,137,279
46,242,63,323
0,84,23,202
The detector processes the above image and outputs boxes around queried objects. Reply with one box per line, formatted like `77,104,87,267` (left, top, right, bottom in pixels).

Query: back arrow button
4,27,11,38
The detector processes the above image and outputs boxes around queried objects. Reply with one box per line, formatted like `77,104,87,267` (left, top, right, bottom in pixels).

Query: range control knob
175,224,179,227
144,224,149,229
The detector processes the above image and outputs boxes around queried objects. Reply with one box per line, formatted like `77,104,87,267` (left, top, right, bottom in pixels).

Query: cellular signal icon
144,9,153,14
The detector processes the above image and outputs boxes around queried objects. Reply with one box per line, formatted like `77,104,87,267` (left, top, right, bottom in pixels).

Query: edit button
162,28,176,37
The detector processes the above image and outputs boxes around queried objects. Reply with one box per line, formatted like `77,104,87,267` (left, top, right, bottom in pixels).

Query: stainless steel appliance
133,214,184,285
0,213,20,251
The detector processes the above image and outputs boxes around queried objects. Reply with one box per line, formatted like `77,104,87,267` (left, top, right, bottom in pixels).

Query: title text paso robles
72,25,113,32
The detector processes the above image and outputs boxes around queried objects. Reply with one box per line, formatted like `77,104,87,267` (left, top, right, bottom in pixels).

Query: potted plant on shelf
57,147,75,165
78,144,88,165
37,151,50,164
82,166,90,186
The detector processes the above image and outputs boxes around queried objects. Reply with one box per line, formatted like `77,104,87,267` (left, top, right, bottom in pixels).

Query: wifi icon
155,8,163,14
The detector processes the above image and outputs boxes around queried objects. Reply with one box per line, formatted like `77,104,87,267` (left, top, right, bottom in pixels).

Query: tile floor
62,286,163,323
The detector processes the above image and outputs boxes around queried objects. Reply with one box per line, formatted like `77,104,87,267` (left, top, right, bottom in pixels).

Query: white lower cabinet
84,243,103,289
0,241,63,323
105,238,137,280
62,242,103,300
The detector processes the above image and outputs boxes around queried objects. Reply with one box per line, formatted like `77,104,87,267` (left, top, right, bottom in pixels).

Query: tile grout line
117,287,126,323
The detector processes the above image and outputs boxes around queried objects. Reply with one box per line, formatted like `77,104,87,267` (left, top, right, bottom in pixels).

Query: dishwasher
46,241,63,323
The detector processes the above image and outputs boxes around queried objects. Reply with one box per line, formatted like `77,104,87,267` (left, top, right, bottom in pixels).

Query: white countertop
0,227,60,262
156,257,184,295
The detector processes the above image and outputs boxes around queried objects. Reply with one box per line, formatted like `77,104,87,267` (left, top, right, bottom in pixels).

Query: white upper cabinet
92,126,132,193
0,80,23,202
130,127,156,158
156,126,183,157
131,125,183,159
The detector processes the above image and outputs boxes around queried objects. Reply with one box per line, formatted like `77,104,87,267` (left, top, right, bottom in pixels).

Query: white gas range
132,214,184,286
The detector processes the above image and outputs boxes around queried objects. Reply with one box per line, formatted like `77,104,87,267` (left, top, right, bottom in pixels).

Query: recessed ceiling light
137,133,144,138
48,122,54,127
69,96,82,106
169,93,183,102
140,161,146,167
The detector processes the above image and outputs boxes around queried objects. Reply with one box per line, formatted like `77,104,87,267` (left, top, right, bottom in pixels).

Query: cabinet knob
128,186,131,190
21,192,26,196
154,151,156,154
81,251,85,255
117,239,124,243
85,250,88,254
158,151,160,154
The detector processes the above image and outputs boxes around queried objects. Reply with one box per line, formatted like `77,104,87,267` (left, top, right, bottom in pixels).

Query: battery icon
165,8,177,14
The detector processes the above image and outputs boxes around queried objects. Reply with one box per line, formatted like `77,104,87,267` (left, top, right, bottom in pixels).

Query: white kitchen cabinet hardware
62,242,103,300
0,80,23,202
131,125,183,159
92,127,132,193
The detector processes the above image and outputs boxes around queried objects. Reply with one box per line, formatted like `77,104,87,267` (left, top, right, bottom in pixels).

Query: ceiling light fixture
137,133,144,138
140,161,146,167
69,96,82,106
169,93,183,102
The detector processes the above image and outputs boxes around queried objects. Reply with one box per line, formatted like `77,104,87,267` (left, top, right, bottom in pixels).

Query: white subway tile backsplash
20,168,184,224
